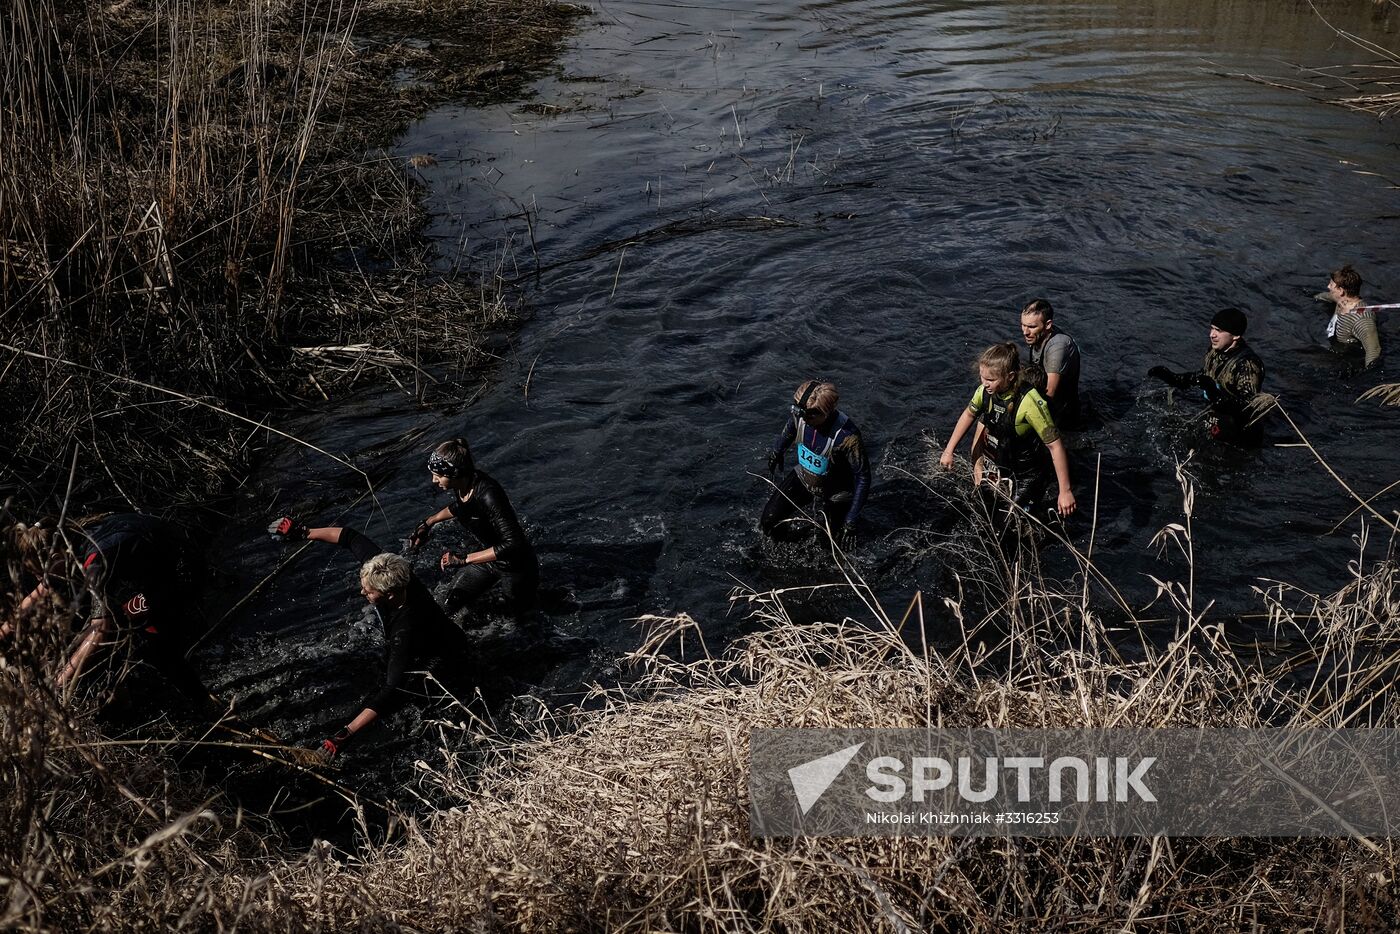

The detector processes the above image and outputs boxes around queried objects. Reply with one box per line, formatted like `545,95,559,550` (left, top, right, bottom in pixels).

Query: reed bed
0,0,579,512
1232,2,1400,119
7,455,1398,931
297,477,1398,931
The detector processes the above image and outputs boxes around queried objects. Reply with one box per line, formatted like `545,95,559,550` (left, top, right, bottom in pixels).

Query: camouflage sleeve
1228,357,1263,398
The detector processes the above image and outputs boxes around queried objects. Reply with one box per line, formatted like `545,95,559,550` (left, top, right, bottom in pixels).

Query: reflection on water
213,0,1400,766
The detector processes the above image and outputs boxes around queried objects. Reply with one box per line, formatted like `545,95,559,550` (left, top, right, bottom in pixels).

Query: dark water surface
208,0,1400,793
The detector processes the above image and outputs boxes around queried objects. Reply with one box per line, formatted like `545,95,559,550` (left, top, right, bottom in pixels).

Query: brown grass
0,0,581,512
5,452,1399,930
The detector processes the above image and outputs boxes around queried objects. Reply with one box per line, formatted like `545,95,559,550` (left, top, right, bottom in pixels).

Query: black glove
1147,366,1190,390
838,523,858,550
312,728,353,763
267,517,308,542
409,519,433,549
765,450,782,477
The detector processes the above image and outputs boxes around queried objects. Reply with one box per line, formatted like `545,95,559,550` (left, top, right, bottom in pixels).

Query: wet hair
1022,362,1049,397
975,342,1022,383
8,517,70,581
5,521,53,595
1330,264,1362,298
10,520,54,560
1020,298,1055,322
360,553,411,594
429,438,475,480
794,380,838,417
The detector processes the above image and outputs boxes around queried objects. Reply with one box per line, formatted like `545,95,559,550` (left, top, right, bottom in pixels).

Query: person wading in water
760,379,871,548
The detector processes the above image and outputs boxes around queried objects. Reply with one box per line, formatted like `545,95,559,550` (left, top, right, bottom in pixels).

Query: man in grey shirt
1020,298,1081,427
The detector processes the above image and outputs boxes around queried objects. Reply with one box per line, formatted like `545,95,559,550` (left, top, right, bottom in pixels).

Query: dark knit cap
1211,307,1248,336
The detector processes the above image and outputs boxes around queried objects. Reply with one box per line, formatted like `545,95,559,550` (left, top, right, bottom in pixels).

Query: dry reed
275,458,1400,931
0,0,579,513
8,446,1396,930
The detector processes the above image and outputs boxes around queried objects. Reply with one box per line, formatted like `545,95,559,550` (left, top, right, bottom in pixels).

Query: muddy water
207,0,1400,793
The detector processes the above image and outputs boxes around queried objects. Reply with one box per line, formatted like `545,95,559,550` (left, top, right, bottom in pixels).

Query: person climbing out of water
8,513,218,710
1019,298,1082,428
1316,264,1381,372
1147,307,1267,446
266,516,479,763
760,379,871,547
407,438,539,622
940,343,1077,528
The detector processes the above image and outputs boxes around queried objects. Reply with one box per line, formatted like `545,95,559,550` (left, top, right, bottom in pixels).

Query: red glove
313,728,353,763
267,517,308,542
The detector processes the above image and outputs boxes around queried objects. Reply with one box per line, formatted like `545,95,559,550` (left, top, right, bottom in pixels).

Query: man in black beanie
1148,308,1266,445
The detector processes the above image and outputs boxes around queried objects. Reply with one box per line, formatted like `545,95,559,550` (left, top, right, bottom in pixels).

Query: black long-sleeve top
338,528,472,717
446,471,537,573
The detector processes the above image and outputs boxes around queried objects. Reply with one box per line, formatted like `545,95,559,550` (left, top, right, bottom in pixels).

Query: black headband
795,379,829,413
428,451,468,478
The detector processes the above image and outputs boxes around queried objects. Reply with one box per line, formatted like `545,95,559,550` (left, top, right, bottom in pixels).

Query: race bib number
797,443,829,476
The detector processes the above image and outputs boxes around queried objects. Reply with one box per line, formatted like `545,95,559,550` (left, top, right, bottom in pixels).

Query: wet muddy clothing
967,384,1059,484
444,470,539,613
445,562,539,617
338,528,474,717
1194,340,1265,444
1028,330,1082,427
78,514,208,701
1328,305,1382,368
760,470,858,540
447,472,537,573
966,388,1062,544
769,409,871,524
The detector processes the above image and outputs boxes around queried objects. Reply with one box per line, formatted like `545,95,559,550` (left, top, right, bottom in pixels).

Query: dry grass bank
1,0,581,513
6,464,1400,931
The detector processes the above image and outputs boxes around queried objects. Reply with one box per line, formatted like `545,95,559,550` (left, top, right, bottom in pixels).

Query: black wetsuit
441,471,539,617
78,514,208,702
338,528,476,717
761,410,872,540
